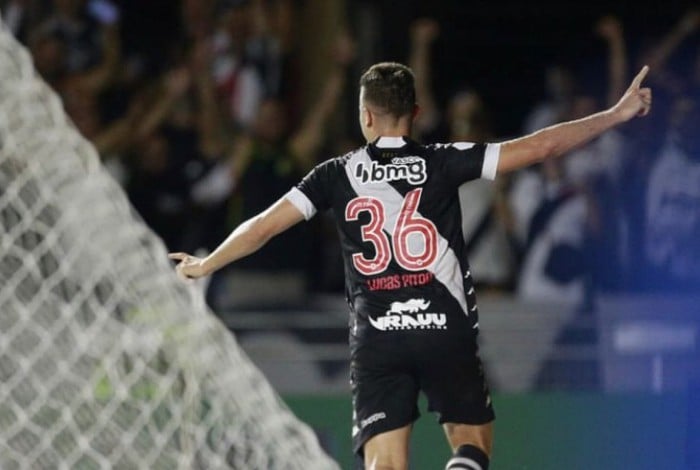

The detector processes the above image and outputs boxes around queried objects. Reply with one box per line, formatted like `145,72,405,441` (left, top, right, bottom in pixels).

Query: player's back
288,135,501,340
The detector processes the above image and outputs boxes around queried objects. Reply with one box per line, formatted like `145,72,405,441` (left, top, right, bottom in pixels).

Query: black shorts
350,331,494,456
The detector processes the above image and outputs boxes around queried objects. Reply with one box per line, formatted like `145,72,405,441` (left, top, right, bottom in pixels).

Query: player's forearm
499,108,626,173
199,198,305,274
540,107,626,156
200,216,272,275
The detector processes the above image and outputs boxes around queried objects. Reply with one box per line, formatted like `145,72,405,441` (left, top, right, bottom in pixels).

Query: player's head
359,62,417,141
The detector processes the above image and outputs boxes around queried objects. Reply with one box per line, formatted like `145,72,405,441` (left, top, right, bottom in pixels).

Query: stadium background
2,0,699,467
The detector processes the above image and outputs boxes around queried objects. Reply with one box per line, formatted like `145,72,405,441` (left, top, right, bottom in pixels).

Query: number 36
344,188,438,275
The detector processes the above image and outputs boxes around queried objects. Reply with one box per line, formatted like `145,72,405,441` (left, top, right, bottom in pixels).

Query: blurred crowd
2,0,699,308
406,11,700,304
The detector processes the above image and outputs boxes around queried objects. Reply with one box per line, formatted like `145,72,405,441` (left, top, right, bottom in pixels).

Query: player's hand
168,252,208,281
613,65,652,121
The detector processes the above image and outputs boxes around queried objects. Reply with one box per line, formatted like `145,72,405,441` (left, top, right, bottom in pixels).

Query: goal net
0,16,337,470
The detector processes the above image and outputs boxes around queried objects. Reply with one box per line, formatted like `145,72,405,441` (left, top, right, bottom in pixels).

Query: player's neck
367,125,412,142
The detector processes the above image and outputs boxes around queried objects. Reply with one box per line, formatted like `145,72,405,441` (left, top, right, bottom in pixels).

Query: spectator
209,0,291,129
522,65,577,135
513,158,589,304
0,0,43,43
409,18,514,289
126,41,226,252
40,0,118,74
223,33,355,272
511,15,631,302
179,0,216,41
10,1,697,303
617,8,699,290
644,94,700,291
196,33,354,307
125,67,194,250
28,23,67,88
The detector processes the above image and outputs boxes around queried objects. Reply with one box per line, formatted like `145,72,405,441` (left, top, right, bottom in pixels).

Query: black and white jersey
286,136,500,340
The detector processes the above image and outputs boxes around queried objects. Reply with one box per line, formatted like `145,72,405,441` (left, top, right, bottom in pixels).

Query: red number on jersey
344,189,438,275
344,197,392,275
393,188,438,270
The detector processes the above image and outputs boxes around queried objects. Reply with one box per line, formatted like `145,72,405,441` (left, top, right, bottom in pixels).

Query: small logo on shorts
368,298,447,331
360,412,387,429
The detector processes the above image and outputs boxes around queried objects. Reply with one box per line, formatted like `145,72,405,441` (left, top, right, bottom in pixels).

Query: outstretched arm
169,197,305,279
497,66,652,174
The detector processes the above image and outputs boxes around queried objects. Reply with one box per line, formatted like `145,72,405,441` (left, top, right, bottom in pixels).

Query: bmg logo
355,156,427,185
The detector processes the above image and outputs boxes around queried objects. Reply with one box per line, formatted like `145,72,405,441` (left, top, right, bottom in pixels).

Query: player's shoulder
425,141,480,153
315,147,364,171
305,147,365,185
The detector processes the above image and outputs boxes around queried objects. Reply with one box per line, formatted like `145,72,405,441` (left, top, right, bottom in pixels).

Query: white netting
0,16,338,470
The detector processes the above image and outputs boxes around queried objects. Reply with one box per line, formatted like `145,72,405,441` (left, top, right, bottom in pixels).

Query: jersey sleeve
284,159,335,220
435,142,501,186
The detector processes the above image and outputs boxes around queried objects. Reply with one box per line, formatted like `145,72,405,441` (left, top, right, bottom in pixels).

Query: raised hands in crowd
11,0,699,294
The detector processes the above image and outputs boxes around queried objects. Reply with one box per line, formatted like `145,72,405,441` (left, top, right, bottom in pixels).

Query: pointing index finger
168,252,188,261
632,65,650,88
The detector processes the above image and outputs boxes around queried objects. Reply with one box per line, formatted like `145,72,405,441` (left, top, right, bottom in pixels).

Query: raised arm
497,66,652,174
169,197,305,279
191,40,226,159
409,18,440,137
644,9,699,73
288,33,354,170
135,67,191,139
75,24,122,94
595,16,627,108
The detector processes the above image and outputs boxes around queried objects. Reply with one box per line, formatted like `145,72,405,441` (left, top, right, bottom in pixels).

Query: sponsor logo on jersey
355,156,427,185
368,298,447,331
389,298,430,313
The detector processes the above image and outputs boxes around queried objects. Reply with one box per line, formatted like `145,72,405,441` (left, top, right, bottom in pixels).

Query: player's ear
412,104,420,120
363,107,373,128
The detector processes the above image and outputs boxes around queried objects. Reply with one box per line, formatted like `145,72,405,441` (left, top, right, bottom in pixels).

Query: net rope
0,15,337,470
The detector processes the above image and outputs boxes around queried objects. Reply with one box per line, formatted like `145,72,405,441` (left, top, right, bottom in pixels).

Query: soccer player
170,62,651,470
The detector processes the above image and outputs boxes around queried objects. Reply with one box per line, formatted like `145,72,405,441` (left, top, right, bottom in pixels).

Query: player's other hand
613,65,652,121
168,252,208,281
